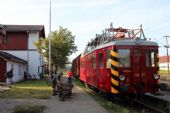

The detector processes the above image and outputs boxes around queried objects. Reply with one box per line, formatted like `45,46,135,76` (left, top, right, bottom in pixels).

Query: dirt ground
0,83,109,113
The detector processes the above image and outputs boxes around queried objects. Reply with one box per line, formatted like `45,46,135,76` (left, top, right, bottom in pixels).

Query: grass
158,70,170,81
75,79,132,113
159,70,169,75
13,105,46,113
0,80,51,99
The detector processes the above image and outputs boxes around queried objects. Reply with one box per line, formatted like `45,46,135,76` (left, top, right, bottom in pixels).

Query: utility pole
49,0,52,78
164,35,170,75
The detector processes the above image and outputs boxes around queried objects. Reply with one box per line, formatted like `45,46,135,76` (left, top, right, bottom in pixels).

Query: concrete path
0,82,109,113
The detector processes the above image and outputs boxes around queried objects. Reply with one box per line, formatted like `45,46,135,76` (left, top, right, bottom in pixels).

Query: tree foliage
34,26,77,69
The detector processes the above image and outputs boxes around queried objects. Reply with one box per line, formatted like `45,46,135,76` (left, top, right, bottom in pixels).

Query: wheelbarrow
58,83,73,101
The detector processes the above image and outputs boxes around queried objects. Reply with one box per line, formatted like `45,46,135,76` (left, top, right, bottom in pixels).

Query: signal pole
49,0,52,78
164,35,170,75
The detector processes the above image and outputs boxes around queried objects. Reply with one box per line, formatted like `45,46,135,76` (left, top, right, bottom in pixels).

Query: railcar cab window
99,53,103,67
118,49,130,67
146,50,157,67
106,51,111,68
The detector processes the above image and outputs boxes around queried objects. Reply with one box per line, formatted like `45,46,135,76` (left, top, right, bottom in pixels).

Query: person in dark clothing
24,71,27,80
67,70,73,83
6,68,14,85
51,72,63,96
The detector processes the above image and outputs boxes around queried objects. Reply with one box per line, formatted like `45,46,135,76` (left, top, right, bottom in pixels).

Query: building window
3,36,8,45
18,64,22,75
118,49,131,67
106,51,111,68
146,50,157,67
11,64,14,69
99,53,103,67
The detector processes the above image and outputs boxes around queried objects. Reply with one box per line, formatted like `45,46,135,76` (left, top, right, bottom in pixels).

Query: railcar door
144,49,159,92
131,49,146,91
132,48,159,92
97,51,105,91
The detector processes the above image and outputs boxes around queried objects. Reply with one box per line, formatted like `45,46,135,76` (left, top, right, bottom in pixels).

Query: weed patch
13,105,46,113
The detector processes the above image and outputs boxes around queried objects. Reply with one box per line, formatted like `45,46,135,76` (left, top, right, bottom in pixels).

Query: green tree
34,26,77,71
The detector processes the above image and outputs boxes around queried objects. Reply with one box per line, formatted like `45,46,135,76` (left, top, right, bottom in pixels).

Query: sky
0,0,170,60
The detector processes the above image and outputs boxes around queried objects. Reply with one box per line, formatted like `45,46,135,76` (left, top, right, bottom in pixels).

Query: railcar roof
111,39,158,46
82,39,158,57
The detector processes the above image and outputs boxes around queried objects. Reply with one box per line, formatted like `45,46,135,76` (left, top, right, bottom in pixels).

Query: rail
134,99,166,113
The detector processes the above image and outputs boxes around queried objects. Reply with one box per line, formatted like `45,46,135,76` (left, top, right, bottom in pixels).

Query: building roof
159,56,170,63
0,51,27,64
2,24,45,38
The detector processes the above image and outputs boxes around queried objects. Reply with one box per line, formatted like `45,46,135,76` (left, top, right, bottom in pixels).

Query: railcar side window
118,49,131,67
99,53,103,67
92,55,96,68
106,51,111,68
146,50,157,67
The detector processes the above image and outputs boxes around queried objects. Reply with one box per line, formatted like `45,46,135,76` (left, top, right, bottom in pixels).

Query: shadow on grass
0,80,52,99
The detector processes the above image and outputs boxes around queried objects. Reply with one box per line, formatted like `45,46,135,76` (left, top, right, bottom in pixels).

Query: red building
159,56,170,63
159,56,170,70
0,25,45,50
0,25,45,81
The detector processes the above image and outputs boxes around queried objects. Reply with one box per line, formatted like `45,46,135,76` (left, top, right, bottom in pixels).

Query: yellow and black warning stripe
110,50,119,94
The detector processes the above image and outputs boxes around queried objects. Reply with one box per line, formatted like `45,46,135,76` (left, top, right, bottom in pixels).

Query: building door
0,58,6,82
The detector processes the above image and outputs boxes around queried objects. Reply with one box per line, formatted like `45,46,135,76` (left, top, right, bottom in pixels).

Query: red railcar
72,54,81,79
73,24,160,97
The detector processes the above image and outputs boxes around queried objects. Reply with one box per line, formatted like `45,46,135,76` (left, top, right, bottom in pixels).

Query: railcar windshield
118,49,131,67
145,50,157,67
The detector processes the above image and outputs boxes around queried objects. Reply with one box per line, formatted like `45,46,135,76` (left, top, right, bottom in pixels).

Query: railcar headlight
153,74,160,80
119,74,125,81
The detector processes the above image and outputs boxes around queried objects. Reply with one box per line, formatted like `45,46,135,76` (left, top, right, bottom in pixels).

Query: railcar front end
110,40,160,96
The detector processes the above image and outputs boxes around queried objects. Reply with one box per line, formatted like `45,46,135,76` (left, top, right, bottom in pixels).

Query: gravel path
0,82,109,113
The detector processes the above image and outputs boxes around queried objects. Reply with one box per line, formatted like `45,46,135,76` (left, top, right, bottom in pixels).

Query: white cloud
53,0,119,8
0,0,119,9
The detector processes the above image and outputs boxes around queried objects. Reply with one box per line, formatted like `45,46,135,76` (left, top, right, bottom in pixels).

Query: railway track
110,96,169,113
110,97,168,113
118,92,170,113
77,80,170,113
108,93,169,113
90,91,167,112
133,99,166,113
